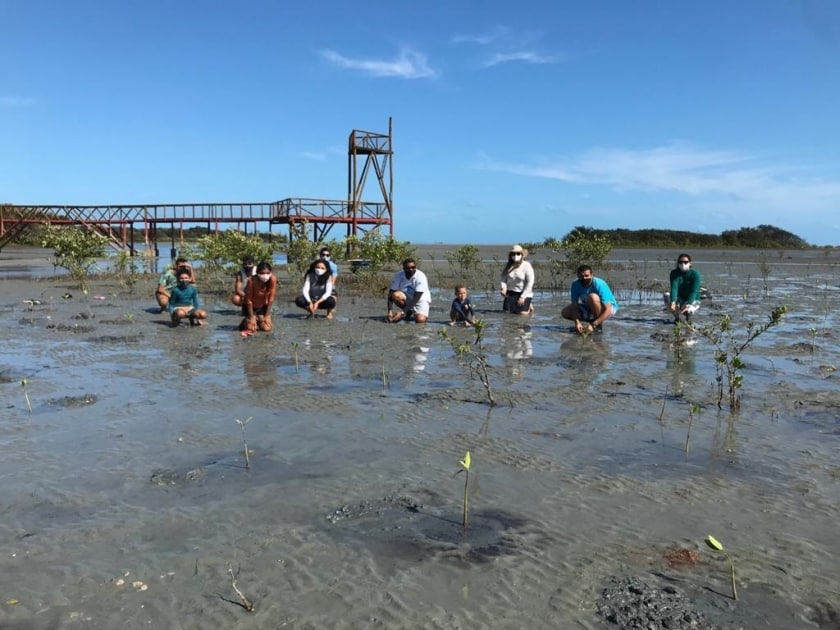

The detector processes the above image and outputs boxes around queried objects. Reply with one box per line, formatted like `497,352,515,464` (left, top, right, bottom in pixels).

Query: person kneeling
242,261,277,333
168,267,207,327
561,264,619,334
294,258,336,319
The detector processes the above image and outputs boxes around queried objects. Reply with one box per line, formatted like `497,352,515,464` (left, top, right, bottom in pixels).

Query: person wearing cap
387,258,431,323
232,255,257,313
500,245,535,315
663,253,702,324
318,246,339,288
562,264,619,334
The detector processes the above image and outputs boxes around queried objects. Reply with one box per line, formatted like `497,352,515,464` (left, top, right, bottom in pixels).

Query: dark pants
295,295,336,311
503,292,532,314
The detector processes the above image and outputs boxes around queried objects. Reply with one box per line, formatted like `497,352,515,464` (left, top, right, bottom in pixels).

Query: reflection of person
156,257,193,313
294,258,336,319
500,245,535,315
319,247,339,289
449,284,476,326
664,253,701,324
387,258,431,324
168,267,207,327
242,261,277,333
561,264,619,334
232,255,256,312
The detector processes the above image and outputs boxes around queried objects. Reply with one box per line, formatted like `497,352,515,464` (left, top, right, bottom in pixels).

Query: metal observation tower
0,118,394,255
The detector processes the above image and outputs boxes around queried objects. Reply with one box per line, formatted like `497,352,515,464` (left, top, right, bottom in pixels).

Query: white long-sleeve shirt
500,261,535,298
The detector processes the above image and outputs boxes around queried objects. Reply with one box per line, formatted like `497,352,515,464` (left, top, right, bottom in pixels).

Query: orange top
245,275,277,310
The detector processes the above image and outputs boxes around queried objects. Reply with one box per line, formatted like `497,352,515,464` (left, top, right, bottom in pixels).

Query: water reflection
499,324,533,379
560,334,612,387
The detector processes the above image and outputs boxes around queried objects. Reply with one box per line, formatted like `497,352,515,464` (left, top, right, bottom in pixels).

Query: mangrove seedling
235,416,252,469
438,319,496,406
705,535,738,601
457,450,471,528
685,402,700,455
21,379,32,415
291,342,299,374
697,305,789,410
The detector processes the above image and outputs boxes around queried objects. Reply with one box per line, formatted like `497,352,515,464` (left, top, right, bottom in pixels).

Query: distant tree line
546,224,810,249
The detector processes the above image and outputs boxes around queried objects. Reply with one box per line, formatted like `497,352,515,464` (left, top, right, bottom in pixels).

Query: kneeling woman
295,258,336,319
500,244,535,315
243,261,277,333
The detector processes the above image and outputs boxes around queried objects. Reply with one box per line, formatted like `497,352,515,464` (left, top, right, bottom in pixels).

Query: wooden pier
0,119,395,253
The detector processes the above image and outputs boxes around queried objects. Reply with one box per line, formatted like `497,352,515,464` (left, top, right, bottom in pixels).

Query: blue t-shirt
168,284,201,314
570,277,619,312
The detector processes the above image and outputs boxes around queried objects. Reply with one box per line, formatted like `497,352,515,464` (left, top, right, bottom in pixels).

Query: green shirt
669,267,701,304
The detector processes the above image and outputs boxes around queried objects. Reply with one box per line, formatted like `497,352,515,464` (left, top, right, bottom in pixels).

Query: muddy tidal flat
1,246,839,629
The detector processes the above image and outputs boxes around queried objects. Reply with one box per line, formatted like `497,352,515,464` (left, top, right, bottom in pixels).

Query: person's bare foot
326,311,334,320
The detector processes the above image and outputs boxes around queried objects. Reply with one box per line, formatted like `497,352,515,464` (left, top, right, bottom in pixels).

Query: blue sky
2,0,839,245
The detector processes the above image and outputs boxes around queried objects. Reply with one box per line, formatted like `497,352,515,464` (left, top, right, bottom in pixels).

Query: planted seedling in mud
457,451,471,529
705,535,738,601
697,305,789,411
808,327,818,355
684,402,700,455
235,416,252,469
438,319,496,406
290,342,299,374
21,379,32,414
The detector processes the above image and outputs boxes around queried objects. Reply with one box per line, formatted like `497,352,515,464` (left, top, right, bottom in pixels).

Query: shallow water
1,250,839,629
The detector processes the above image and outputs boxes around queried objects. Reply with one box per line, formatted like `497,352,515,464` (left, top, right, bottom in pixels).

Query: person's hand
517,297,525,304
500,290,507,297
263,314,272,327
247,317,257,332
574,320,583,334
669,302,677,313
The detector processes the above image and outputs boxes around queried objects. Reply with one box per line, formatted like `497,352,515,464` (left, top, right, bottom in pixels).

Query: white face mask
511,253,522,260
678,263,690,272
314,268,326,276
258,273,271,281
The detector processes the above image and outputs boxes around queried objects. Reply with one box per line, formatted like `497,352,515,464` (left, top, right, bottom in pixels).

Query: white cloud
480,144,840,210
319,47,436,79
482,51,562,68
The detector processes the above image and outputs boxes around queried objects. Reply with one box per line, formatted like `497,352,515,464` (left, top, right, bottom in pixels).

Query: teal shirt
168,284,201,314
669,268,701,304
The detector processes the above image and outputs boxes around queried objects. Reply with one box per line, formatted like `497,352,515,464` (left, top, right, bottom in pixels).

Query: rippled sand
1,247,839,629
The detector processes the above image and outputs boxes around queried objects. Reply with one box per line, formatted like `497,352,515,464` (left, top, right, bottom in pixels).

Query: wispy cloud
302,151,327,161
479,144,840,209
319,47,436,79
0,96,37,107
451,26,510,46
482,51,562,67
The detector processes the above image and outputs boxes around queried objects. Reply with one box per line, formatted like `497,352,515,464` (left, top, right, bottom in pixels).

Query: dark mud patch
85,334,144,344
45,394,98,408
46,323,96,333
325,493,528,564
150,453,248,487
596,574,804,630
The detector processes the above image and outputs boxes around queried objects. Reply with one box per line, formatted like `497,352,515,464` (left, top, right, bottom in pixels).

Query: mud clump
597,576,712,629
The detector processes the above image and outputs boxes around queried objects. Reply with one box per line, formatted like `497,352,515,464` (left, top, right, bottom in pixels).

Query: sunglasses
404,266,416,271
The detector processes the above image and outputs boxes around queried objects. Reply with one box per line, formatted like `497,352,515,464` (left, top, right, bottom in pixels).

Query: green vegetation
705,535,738,601
438,319,495,406
40,225,109,291
540,224,809,250
696,305,789,410
445,244,481,273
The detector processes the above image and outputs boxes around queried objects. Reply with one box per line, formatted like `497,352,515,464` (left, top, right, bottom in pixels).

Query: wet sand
1,246,839,629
